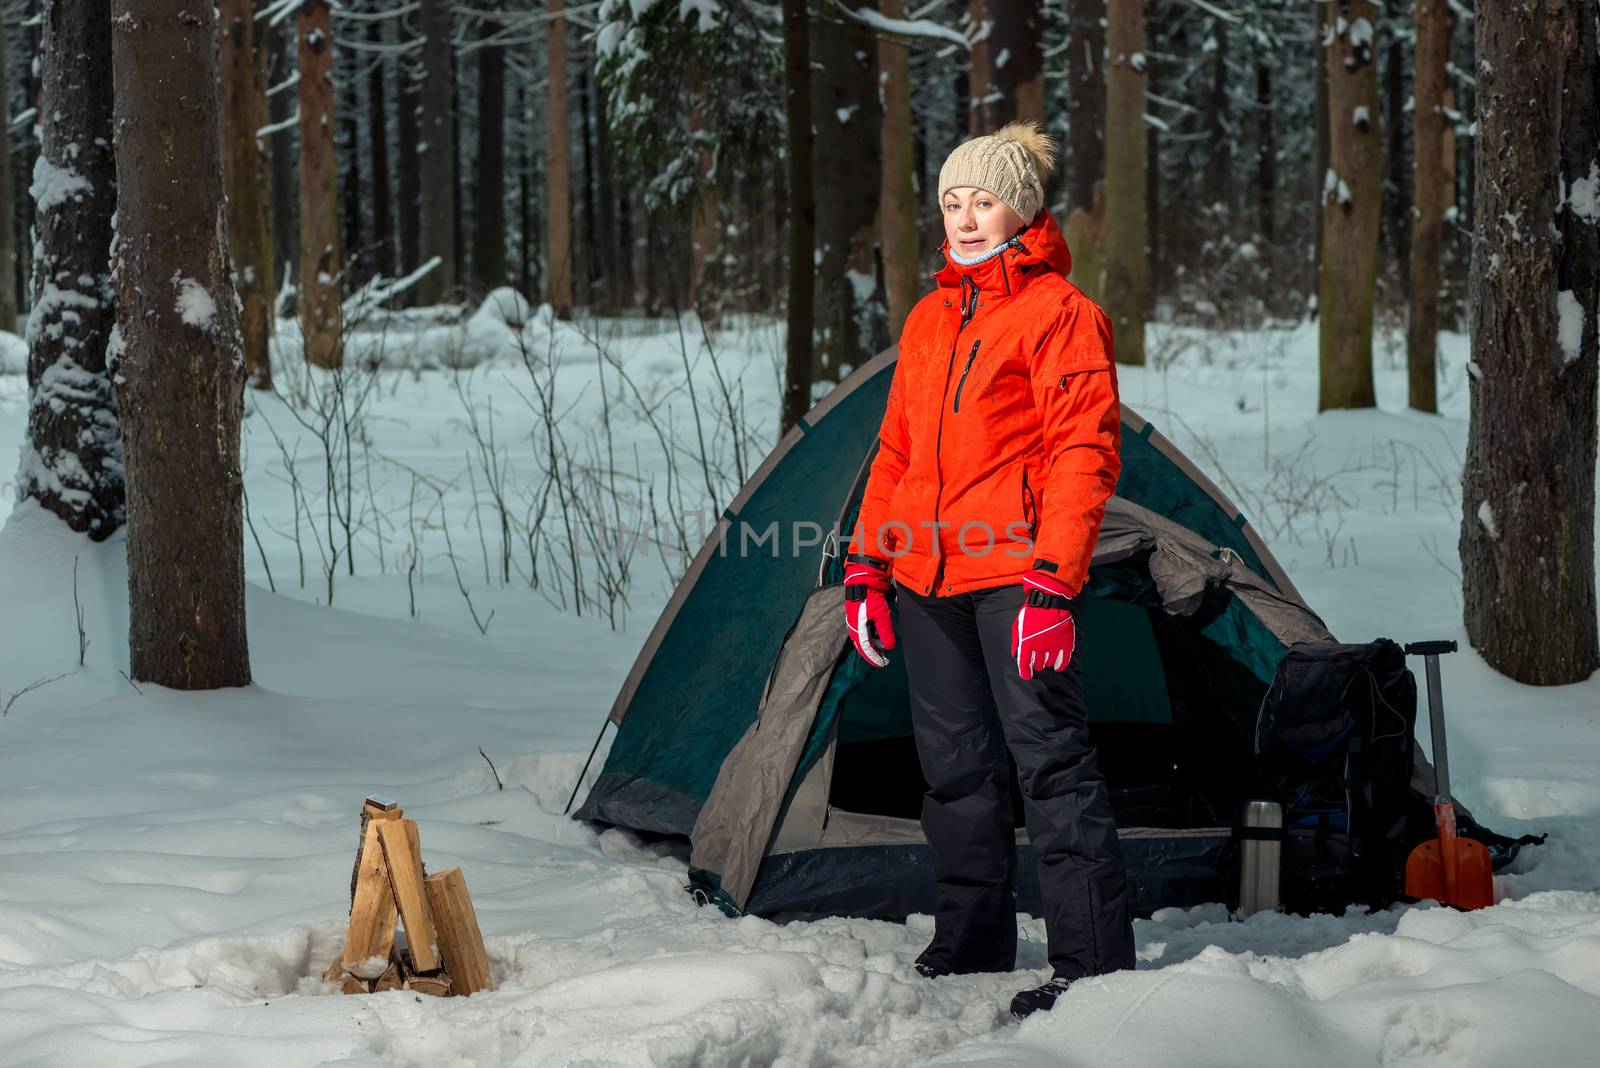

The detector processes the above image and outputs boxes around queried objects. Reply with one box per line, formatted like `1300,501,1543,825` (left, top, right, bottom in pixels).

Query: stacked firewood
322,795,494,996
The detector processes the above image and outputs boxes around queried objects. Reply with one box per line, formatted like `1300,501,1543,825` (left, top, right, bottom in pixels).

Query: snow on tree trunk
1407,0,1451,413
367,13,394,281
416,0,456,306
810,0,883,383
0,4,17,335
220,0,274,390
297,0,342,368
1460,0,1599,685
1316,1,1380,411
1103,0,1146,366
877,0,921,339
18,0,123,540
109,0,252,688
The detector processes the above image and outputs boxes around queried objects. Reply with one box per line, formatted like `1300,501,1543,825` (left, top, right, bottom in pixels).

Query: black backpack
1254,638,1418,914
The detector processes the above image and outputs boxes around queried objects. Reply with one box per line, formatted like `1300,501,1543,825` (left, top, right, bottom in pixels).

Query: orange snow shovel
1402,641,1494,910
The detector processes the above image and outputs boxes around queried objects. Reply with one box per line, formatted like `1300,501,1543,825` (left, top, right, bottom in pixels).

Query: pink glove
1011,567,1078,680
844,556,897,668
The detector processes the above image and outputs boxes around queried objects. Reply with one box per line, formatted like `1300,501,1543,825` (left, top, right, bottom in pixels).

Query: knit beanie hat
937,120,1058,222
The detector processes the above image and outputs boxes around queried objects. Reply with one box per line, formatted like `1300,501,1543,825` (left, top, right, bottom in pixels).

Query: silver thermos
1238,800,1283,915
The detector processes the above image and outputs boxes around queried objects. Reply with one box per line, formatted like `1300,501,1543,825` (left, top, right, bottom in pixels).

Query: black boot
913,947,952,979
1010,975,1073,1020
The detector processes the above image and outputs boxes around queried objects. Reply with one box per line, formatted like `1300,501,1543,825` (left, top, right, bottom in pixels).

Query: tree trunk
593,56,621,311
1065,181,1106,301
878,0,920,339
110,0,251,688
1205,19,1231,211
251,4,274,321
780,0,813,432
969,0,1043,133
545,0,572,318
1316,1,1380,410
1461,0,1599,685
1407,0,1450,413
20,0,122,538
416,0,456,303
16,3,40,314
1065,0,1106,217
368,12,393,279
1382,0,1410,305
220,0,273,389
397,49,421,280
339,109,362,288
518,83,536,298
1145,42,1162,302
268,19,297,290
1256,55,1275,243
1103,0,1146,366
0,4,16,335
475,4,506,291
810,0,882,380
1312,2,1329,302
297,0,342,367
578,59,597,307
686,52,723,327
451,46,465,288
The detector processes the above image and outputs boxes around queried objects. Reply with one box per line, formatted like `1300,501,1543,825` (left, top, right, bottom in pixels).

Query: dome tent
570,346,1511,922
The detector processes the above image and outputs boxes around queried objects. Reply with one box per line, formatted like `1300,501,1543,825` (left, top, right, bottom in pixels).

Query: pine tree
1406,0,1451,413
220,0,274,389
545,0,573,318
297,0,343,366
1316,0,1380,410
109,0,251,687
878,0,921,338
416,0,456,303
1460,0,1598,684
19,0,122,538
1103,0,1147,366
0,3,16,335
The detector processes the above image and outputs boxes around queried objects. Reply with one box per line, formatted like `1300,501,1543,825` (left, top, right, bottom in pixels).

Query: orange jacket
849,208,1122,598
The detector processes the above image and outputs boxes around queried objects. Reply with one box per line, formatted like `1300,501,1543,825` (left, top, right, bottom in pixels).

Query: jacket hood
931,207,1074,296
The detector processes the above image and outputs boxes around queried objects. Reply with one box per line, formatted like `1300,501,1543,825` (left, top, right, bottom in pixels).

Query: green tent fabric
573,347,1332,922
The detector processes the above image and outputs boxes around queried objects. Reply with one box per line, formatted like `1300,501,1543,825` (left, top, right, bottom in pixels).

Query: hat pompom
994,120,1058,180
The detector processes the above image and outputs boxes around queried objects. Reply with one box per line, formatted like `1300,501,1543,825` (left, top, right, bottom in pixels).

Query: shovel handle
1436,801,1460,901
1403,640,1457,804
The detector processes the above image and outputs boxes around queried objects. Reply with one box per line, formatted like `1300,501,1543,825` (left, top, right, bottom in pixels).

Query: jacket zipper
930,275,980,594
952,339,982,412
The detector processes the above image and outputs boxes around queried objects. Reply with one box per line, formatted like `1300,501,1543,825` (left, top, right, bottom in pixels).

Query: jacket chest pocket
952,338,983,413
955,338,1032,413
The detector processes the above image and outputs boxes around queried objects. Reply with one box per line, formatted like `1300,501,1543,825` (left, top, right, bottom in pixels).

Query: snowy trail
1,314,1597,1065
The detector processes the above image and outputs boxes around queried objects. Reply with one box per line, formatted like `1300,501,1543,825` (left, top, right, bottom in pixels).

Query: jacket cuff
1026,558,1079,600
846,551,892,572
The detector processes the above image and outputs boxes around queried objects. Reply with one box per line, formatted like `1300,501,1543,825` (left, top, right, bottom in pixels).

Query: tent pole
564,718,612,816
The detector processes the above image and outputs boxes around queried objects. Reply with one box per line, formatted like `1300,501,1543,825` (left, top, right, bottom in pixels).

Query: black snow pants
897,581,1137,980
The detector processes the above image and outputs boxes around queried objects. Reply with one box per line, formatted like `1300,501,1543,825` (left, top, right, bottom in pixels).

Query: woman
842,121,1136,1020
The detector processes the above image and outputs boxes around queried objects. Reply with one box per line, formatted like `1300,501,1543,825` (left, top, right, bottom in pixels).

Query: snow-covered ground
0,306,1596,1066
